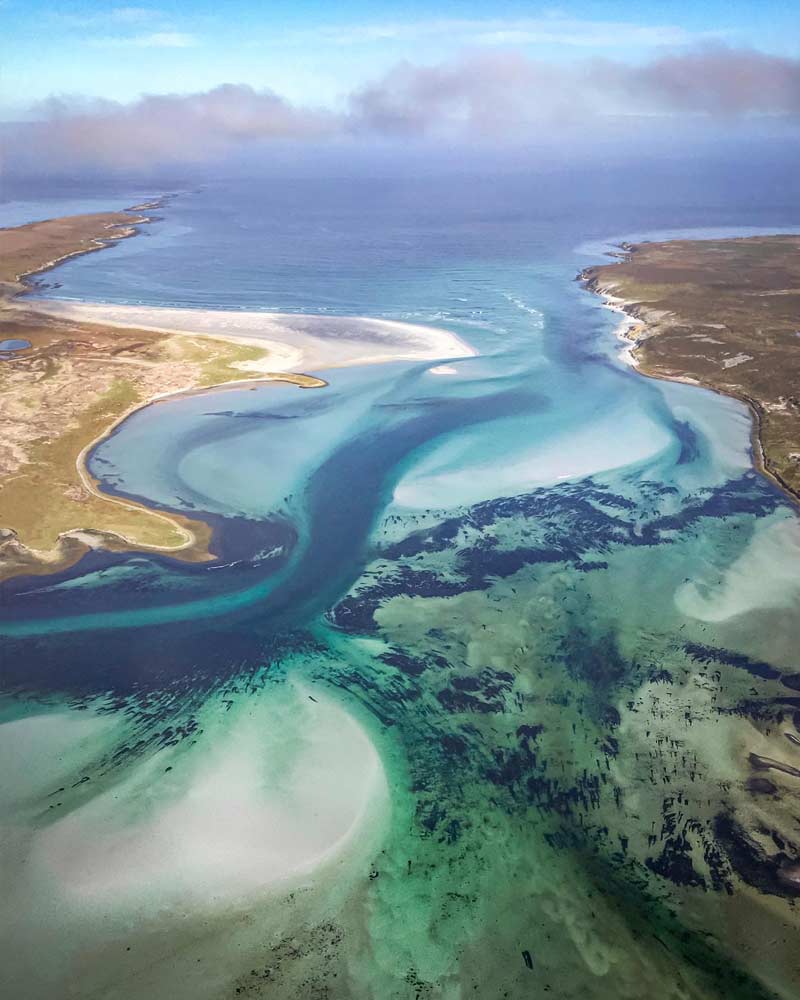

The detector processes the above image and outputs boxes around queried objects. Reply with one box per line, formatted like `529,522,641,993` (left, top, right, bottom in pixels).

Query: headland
580,235,800,502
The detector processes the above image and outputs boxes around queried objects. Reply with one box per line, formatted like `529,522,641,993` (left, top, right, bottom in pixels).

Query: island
0,203,474,582
580,235,800,501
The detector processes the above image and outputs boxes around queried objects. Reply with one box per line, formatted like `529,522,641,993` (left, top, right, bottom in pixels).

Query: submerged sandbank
0,681,390,999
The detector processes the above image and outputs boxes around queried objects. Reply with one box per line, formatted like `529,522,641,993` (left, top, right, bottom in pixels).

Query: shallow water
2,176,800,999
0,338,31,352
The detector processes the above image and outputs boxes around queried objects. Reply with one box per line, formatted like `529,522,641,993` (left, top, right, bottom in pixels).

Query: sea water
1,174,799,999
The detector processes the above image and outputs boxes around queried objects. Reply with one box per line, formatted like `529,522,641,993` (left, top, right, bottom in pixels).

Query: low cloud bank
2,46,799,174
3,86,340,171
596,47,800,116
351,46,800,135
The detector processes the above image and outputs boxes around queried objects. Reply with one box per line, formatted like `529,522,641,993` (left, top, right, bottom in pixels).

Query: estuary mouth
2,177,799,1000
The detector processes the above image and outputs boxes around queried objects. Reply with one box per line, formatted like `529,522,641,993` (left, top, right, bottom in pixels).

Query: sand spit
29,300,478,374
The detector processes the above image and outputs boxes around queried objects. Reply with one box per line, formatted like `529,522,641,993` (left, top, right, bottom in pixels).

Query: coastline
8,198,167,295
0,202,478,582
581,263,800,507
71,367,331,549
28,299,478,371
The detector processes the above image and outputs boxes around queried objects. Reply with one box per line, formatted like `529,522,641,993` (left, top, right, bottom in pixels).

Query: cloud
290,15,720,50
347,52,584,136
2,46,799,175
88,31,198,49
348,45,800,137
51,5,167,28
50,5,197,48
2,86,340,171
596,47,800,116
108,6,159,23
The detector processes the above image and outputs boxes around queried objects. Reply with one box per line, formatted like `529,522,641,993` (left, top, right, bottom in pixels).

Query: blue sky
3,0,800,116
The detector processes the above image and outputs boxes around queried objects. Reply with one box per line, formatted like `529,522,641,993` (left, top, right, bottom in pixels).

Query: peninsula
0,204,474,582
580,235,800,500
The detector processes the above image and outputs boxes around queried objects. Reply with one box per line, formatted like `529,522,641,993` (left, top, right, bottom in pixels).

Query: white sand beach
593,287,646,368
28,300,477,373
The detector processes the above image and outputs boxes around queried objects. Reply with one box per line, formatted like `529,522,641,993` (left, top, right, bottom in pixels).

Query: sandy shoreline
27,299,478,374
595,286,703,387
0,202,479,580
595,288,645,368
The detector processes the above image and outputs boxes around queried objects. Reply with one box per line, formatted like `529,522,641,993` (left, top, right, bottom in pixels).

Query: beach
0,209,477,581
28,300,477,372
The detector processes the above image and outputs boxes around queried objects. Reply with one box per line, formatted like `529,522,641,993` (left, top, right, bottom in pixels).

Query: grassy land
581,236,800,499
0,379,191,552
0,208,326,580
0,328,321,565
178,337,267,386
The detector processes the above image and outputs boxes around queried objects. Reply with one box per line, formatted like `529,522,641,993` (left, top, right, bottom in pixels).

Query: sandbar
0,681,390,999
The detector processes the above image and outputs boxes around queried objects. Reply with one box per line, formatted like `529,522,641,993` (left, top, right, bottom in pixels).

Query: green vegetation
0,379,190,553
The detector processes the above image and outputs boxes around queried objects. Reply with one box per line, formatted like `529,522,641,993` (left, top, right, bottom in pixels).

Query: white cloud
87,31,198,49
52,6,164,28
293,16,723,50
51,5,197,47
4,46,799,175
110,6,159,23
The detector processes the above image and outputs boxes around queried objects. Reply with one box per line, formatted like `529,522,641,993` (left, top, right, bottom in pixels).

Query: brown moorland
580,236,800,501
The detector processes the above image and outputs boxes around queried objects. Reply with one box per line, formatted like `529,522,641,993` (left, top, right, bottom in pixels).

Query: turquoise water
2,177,800,999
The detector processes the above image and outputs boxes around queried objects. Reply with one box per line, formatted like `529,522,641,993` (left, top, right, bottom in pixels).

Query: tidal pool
0,337,31,354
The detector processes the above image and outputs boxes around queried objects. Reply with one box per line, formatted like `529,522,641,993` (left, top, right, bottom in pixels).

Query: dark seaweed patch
332,474,782,634
646,834,706,889
684,643,782,682
380,650,427,676
714,813,800,899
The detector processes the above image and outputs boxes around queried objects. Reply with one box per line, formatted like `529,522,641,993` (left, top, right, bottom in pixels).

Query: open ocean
2,173,800,998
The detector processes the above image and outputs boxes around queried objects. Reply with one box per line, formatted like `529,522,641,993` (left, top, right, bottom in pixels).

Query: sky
1,1,799,176
4,1,800,111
